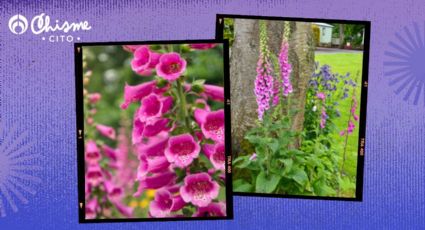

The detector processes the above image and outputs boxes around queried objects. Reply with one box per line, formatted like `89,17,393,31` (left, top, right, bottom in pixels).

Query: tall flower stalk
83,64,136,219
84,44,226,219
254,20,274,121
340,76,359,174
121,44,226,218
279,22,293,98
277,21,293,118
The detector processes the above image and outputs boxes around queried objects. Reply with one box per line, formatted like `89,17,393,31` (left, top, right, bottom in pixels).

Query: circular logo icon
8,14,28,35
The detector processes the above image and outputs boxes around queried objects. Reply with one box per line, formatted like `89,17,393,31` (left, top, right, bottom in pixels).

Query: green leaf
191,79,205,93
287,167,308,187
254,145,267,158
280,158,293,175
182,207,194,216
305,155,321,168
255,171,281,193
199,153,214,169
171,126,190,135
232,156,246,165
192,79,206,86
267,140,280,154
174,168,186,183
338,176,356,192
233,156,251,169
194,102,206,109
313,180,336,196
155,77,168,88
233,179,253,192
288,149,306,156
245,135,270,145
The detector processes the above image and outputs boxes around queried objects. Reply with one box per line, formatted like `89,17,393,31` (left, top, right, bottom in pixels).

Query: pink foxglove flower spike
180,172,220,207
280,43,293,96
320,108,327,129
103,180,124,201
85,140,100,164
149,189,174,217
134,171,176,197
131,46,152,74
189,43,217,50
254,54,274,121
121,80,156,109
193,202,226,217
88,93,101,104
194,109,225,143
156,52,187,81
96,124,116,140
137,132,169,157
137,155,170,179
164,134,201,168
203,143,226,171
112,200,134,218
85,199,99,219
123,45,144,52
202,84,225,102
86,164,103,186
132,114,170,145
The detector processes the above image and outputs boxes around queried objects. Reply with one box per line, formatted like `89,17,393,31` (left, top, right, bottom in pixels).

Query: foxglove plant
273,21,293,106
316,92,328,129
340,84,359,173
232,20,362,198
120,43,226,218
83,67,135,219
254,21,274,121
279,41,293,97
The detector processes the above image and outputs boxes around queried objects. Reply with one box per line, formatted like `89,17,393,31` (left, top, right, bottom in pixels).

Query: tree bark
229,19,259,155
339,24,345,49
288,22,315,148
230,19,314,154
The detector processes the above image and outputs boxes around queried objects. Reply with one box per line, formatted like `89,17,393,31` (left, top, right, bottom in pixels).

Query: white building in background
313,22,334,45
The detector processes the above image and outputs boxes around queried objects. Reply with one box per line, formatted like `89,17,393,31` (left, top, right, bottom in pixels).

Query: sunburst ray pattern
384,22,425,106
0,120,42,217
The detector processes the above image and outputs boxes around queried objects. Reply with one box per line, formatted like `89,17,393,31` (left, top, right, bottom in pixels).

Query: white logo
8,13,91,43
8,14,28,35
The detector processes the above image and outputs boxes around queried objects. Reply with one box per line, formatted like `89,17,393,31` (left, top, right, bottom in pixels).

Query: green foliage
315,53,362,196
234,103,323,195
332,24,365,46
232,50,361,197
223,18,234,46
311,25,320,46
256,171,281,193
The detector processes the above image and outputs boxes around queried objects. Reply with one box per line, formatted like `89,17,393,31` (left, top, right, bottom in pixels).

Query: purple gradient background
0,0,424,229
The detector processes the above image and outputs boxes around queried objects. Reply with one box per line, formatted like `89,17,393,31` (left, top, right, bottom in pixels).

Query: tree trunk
230,19,314,154
288,22,315,148
229,19,259,156
339,24,345,49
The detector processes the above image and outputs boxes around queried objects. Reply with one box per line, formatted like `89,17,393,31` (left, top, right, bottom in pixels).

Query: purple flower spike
279,41,293,97
254,54,274,121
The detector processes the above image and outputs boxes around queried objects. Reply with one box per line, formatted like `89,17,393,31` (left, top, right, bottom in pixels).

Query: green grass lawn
315,53,363,197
